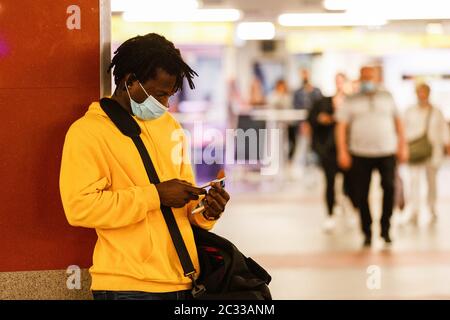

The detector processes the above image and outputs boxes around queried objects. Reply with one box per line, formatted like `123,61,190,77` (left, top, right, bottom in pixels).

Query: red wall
0,0,100,271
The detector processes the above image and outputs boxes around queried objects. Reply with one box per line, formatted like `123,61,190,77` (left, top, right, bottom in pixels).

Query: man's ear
122,73,136,90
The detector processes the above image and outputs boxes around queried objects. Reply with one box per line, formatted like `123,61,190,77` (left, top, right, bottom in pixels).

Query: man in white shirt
336,66,408,247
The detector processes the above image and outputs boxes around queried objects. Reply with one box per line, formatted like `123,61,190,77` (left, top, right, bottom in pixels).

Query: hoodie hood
86,101,108,118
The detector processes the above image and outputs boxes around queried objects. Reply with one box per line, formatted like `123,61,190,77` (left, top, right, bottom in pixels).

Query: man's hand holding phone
192,170,230,220
201,181,230,220
155,179,206,208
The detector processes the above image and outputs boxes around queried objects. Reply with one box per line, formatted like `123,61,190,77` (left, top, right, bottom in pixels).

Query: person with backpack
59,33,230,300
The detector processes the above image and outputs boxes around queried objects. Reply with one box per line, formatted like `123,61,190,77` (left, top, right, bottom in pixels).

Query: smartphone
199,177,226,189
191,177,226,215
191,203,206,215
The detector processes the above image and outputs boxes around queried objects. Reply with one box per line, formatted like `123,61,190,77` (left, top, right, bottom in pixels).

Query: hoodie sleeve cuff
190,210,217,230
144,184,161,212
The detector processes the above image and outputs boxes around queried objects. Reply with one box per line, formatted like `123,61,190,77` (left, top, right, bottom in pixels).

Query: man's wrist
202,210,221,221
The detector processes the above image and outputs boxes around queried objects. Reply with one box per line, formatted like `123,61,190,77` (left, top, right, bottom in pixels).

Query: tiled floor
213,162,450,299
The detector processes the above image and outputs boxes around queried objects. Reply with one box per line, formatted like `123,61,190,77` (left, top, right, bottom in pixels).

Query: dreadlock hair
108,33,198,93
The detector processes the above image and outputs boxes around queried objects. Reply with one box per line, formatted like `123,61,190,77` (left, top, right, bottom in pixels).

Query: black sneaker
381,233,392,244
363,236,372,247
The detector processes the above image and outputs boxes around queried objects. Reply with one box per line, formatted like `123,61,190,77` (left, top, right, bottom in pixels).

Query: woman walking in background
404,83,450,225
308,73,354,232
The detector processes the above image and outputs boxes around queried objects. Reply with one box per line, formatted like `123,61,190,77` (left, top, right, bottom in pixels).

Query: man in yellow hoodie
59,33,230,300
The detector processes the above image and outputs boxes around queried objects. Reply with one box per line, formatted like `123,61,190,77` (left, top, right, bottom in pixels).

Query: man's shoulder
431,106,445,119
65,103,110,140
65,118,101,145
314,96,331,108
405,105,418,113
294,87,306,95
374,89,395,101
346,90,392,102
312,87,322,96
344,92,364,104
163,111,184,130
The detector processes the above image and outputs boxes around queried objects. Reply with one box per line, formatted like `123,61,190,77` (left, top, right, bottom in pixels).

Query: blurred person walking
293,69,322,112
267,79,296,168
249,62,267,108
249,77,266,107
291,69,323,162
309,73,354,232
267,79,291,110
404,83,450,225
336,66,408,247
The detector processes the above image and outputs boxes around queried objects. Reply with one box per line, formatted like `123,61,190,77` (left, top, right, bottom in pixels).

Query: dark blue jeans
92,290,192,300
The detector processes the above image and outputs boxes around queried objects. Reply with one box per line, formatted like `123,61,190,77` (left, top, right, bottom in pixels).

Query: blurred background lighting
323,0,351,11
278,13,387,27
323,0,450,21
426,23,444,35
123,8,242,22
236,22,275,40
112,0,199,13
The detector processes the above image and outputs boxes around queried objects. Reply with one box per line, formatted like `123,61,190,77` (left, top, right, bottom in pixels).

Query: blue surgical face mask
360,81,376,94
126,81,168,120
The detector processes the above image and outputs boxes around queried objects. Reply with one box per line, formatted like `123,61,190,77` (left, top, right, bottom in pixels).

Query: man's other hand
155,179,206,208
203,182,230,220
338,151,352,170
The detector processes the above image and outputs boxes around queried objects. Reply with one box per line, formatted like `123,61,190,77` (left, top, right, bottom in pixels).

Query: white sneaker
430,213,438,224
405,213,419,226
323,217,336,233
346,214,358,229
339,199,358,229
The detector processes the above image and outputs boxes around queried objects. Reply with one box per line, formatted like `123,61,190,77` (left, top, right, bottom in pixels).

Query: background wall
0,0,107,299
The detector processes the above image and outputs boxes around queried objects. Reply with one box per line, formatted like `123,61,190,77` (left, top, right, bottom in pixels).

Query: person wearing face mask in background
59,33,230,300
335,66,408,247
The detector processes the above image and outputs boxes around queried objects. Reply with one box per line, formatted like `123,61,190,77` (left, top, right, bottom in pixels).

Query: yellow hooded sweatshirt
59,101,217,293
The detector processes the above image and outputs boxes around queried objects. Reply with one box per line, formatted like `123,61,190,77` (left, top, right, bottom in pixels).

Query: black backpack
99,98,272,300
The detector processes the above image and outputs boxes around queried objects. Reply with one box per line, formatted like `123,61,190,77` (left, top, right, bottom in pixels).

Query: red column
0,0,102,271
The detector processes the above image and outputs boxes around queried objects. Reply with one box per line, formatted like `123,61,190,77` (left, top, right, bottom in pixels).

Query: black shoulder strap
99,98,203,295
